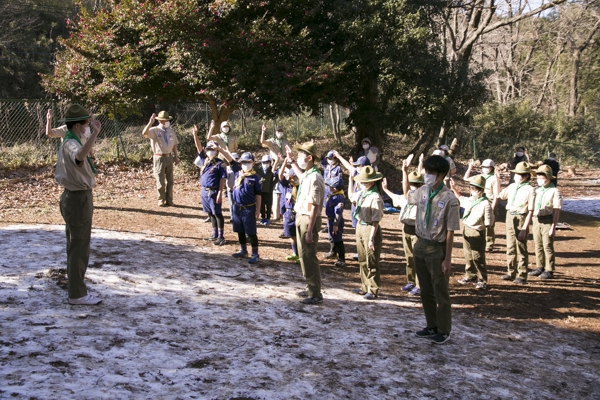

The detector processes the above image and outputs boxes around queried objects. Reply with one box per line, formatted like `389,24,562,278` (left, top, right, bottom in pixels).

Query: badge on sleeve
438,201,445,209
433,219,439,227
421,195,427,205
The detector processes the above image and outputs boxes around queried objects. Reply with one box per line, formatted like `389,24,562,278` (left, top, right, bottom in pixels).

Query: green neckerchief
510,182,530,208
296,166,320,204
462,194,488,220
535,183,556,210
353,185,379,220
275,137,283,153
481,173,493,180
63,130,96,174
221,133,229,147
424,183,444,228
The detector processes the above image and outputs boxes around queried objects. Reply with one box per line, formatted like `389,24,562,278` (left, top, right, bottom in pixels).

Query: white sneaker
69,294,102,305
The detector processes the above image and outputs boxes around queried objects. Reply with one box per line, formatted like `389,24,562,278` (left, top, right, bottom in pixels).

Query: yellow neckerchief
327,189,344,203
235,168,256,188
201,156,218,175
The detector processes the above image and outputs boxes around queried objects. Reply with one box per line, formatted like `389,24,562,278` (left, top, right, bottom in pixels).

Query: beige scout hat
469,175,486,189
62,104,90,122
156,111,173,121
293,142,320,161
408,171,424,184
533,164,556,179
354,166,383,183
510,161,532,175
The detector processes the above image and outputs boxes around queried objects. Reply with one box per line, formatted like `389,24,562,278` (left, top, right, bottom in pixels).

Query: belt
417,237,446,247
536,214,553,221
234,202,256,209
359,221,373,226
204,186,219,191
509,211,526,216
154,153,172,157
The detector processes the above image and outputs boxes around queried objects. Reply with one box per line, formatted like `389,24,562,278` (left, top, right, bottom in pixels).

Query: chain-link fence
0,99,349,168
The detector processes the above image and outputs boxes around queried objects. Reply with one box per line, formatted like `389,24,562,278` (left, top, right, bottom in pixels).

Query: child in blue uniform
193,135,227,245
278,164,299,261
323,150,343,200
221,151,262,264
257,155,277,225
325,176,346,267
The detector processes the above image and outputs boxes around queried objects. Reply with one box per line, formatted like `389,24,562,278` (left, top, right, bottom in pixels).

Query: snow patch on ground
562,196,600,218
1,224,599,399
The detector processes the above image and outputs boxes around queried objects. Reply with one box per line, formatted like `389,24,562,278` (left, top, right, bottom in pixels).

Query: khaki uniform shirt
263,138,289,160
294,168,325,216
55,138,96,191
482,174,497,201
499,182,535,214
460,196,492,231
534,186,562,217
445,156,456,172
352,191,384,223
390,192,417,226
408,185,460,242
214,133,238,153
148,126,178,154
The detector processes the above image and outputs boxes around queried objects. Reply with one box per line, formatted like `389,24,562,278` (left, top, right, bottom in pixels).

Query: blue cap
239,152,254,162
325,176,344,190
352,156,371,167
326,150,335,159
231,152,240,160
287,168,295,177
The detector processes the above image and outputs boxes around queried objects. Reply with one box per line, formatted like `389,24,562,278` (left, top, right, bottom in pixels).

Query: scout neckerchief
327,188,344,203
201,155,220,175
159,126,169,144
275,137,283,154
352,185,378,220
535,182,555,211
481,173,493,180
462,194,488,220
509,181,531,209
424,183,444,228
296,166,320,204
63,130,96,174
286,180,299,205
221,132,229,147
235,167,256,188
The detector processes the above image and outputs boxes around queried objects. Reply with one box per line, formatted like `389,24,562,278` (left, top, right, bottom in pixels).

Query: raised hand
90,113,101,133
149,113,156,125
46,109,52,120
262,122,267,133
382,177,388,189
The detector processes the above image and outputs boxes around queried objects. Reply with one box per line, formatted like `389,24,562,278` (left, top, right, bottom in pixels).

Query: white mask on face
359,183,368,191
262,163,270,170
514,174,523,184
160,121,170,129
410,185,418,191
222,127,230,134
482,167,491,175
516,151,524,157
297,157,307,170
241,163,252,172
276,131,283,138
424,173,438,188
471,190,481,198
206,150,217,158
362,143,370,150
537,177,548,186
327,159,334,165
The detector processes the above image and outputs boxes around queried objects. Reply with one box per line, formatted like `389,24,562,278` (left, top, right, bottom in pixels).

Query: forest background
1,0,599,168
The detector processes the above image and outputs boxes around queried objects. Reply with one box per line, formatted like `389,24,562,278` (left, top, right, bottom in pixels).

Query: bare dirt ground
1,160,600,399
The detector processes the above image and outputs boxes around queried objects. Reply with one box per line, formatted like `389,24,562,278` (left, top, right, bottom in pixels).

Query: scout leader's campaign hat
468,175,486,189
408,171,424,184
61,104,91,122
354,166,383,183
155,111,173,121
533,164,556,180
510,161,532,175
294,142,320,161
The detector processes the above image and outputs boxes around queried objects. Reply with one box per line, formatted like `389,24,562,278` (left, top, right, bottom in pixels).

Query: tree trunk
568,49,582,117
329,103,342,145
207,97,235,136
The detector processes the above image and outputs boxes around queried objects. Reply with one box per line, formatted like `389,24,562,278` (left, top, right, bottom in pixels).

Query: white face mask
516,151,524,157
206,150,217,158
514,174,523,184
222,127,230,134
297,157,308,170
424,173,438,188
482,167,491,175
537,177,548,186
160,121,170,129
262,163,270,170
362,143,370,150
471,190,481,198
276,131,283,138
327,159,334,165
241,163,252,172
359,183,368,191
410,185,418,191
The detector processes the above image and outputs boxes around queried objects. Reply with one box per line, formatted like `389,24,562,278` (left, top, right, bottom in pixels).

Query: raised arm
76,115,100,162
142,113,155,138
285,144,304,179
332,150,355,174
260,122,268,147
206,120,216,141
192,124,203,153
464,159,474,180
417,153,424,174
45,109,62,138
448,178,461,199
278,163,286,181
401,159,411,199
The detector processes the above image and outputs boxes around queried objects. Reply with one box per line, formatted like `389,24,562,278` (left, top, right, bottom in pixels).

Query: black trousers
260,192,273,219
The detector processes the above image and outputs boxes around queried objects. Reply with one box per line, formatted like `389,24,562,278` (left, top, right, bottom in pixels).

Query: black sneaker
432,332,451,345
205,236,218,241
528,268,543,276
300,296,323,305
352,288,366,295
501,274,514,281
513,277,527,284
334,260,346,267
213,237,226,246
296,290,309,298
540,271,554,279
415,327,437,338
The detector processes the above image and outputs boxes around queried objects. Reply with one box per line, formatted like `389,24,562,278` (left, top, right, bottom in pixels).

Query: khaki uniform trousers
296,214,322,298
532,217,555,272
486,208,498,249
153,154,174,204
463,225,487,282
414,239,452,334
505,213,529,280
355,223,382,295
402,224,419,287
59,189,93,299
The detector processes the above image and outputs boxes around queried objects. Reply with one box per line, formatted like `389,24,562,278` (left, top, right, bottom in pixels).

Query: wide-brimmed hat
239,152,254,162
261,155,272,163
354,166,383,183
481,159,495,168
469,175,486,189
408,171,424,184
325,176,344,191
510,161,532,175
156,111,172,121
352,156,371,167
534,164,556,179
293,142,320,161
62,104,90,122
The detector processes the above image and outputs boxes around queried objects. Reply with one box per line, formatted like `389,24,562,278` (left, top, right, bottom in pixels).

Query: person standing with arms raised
285,142,326,305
